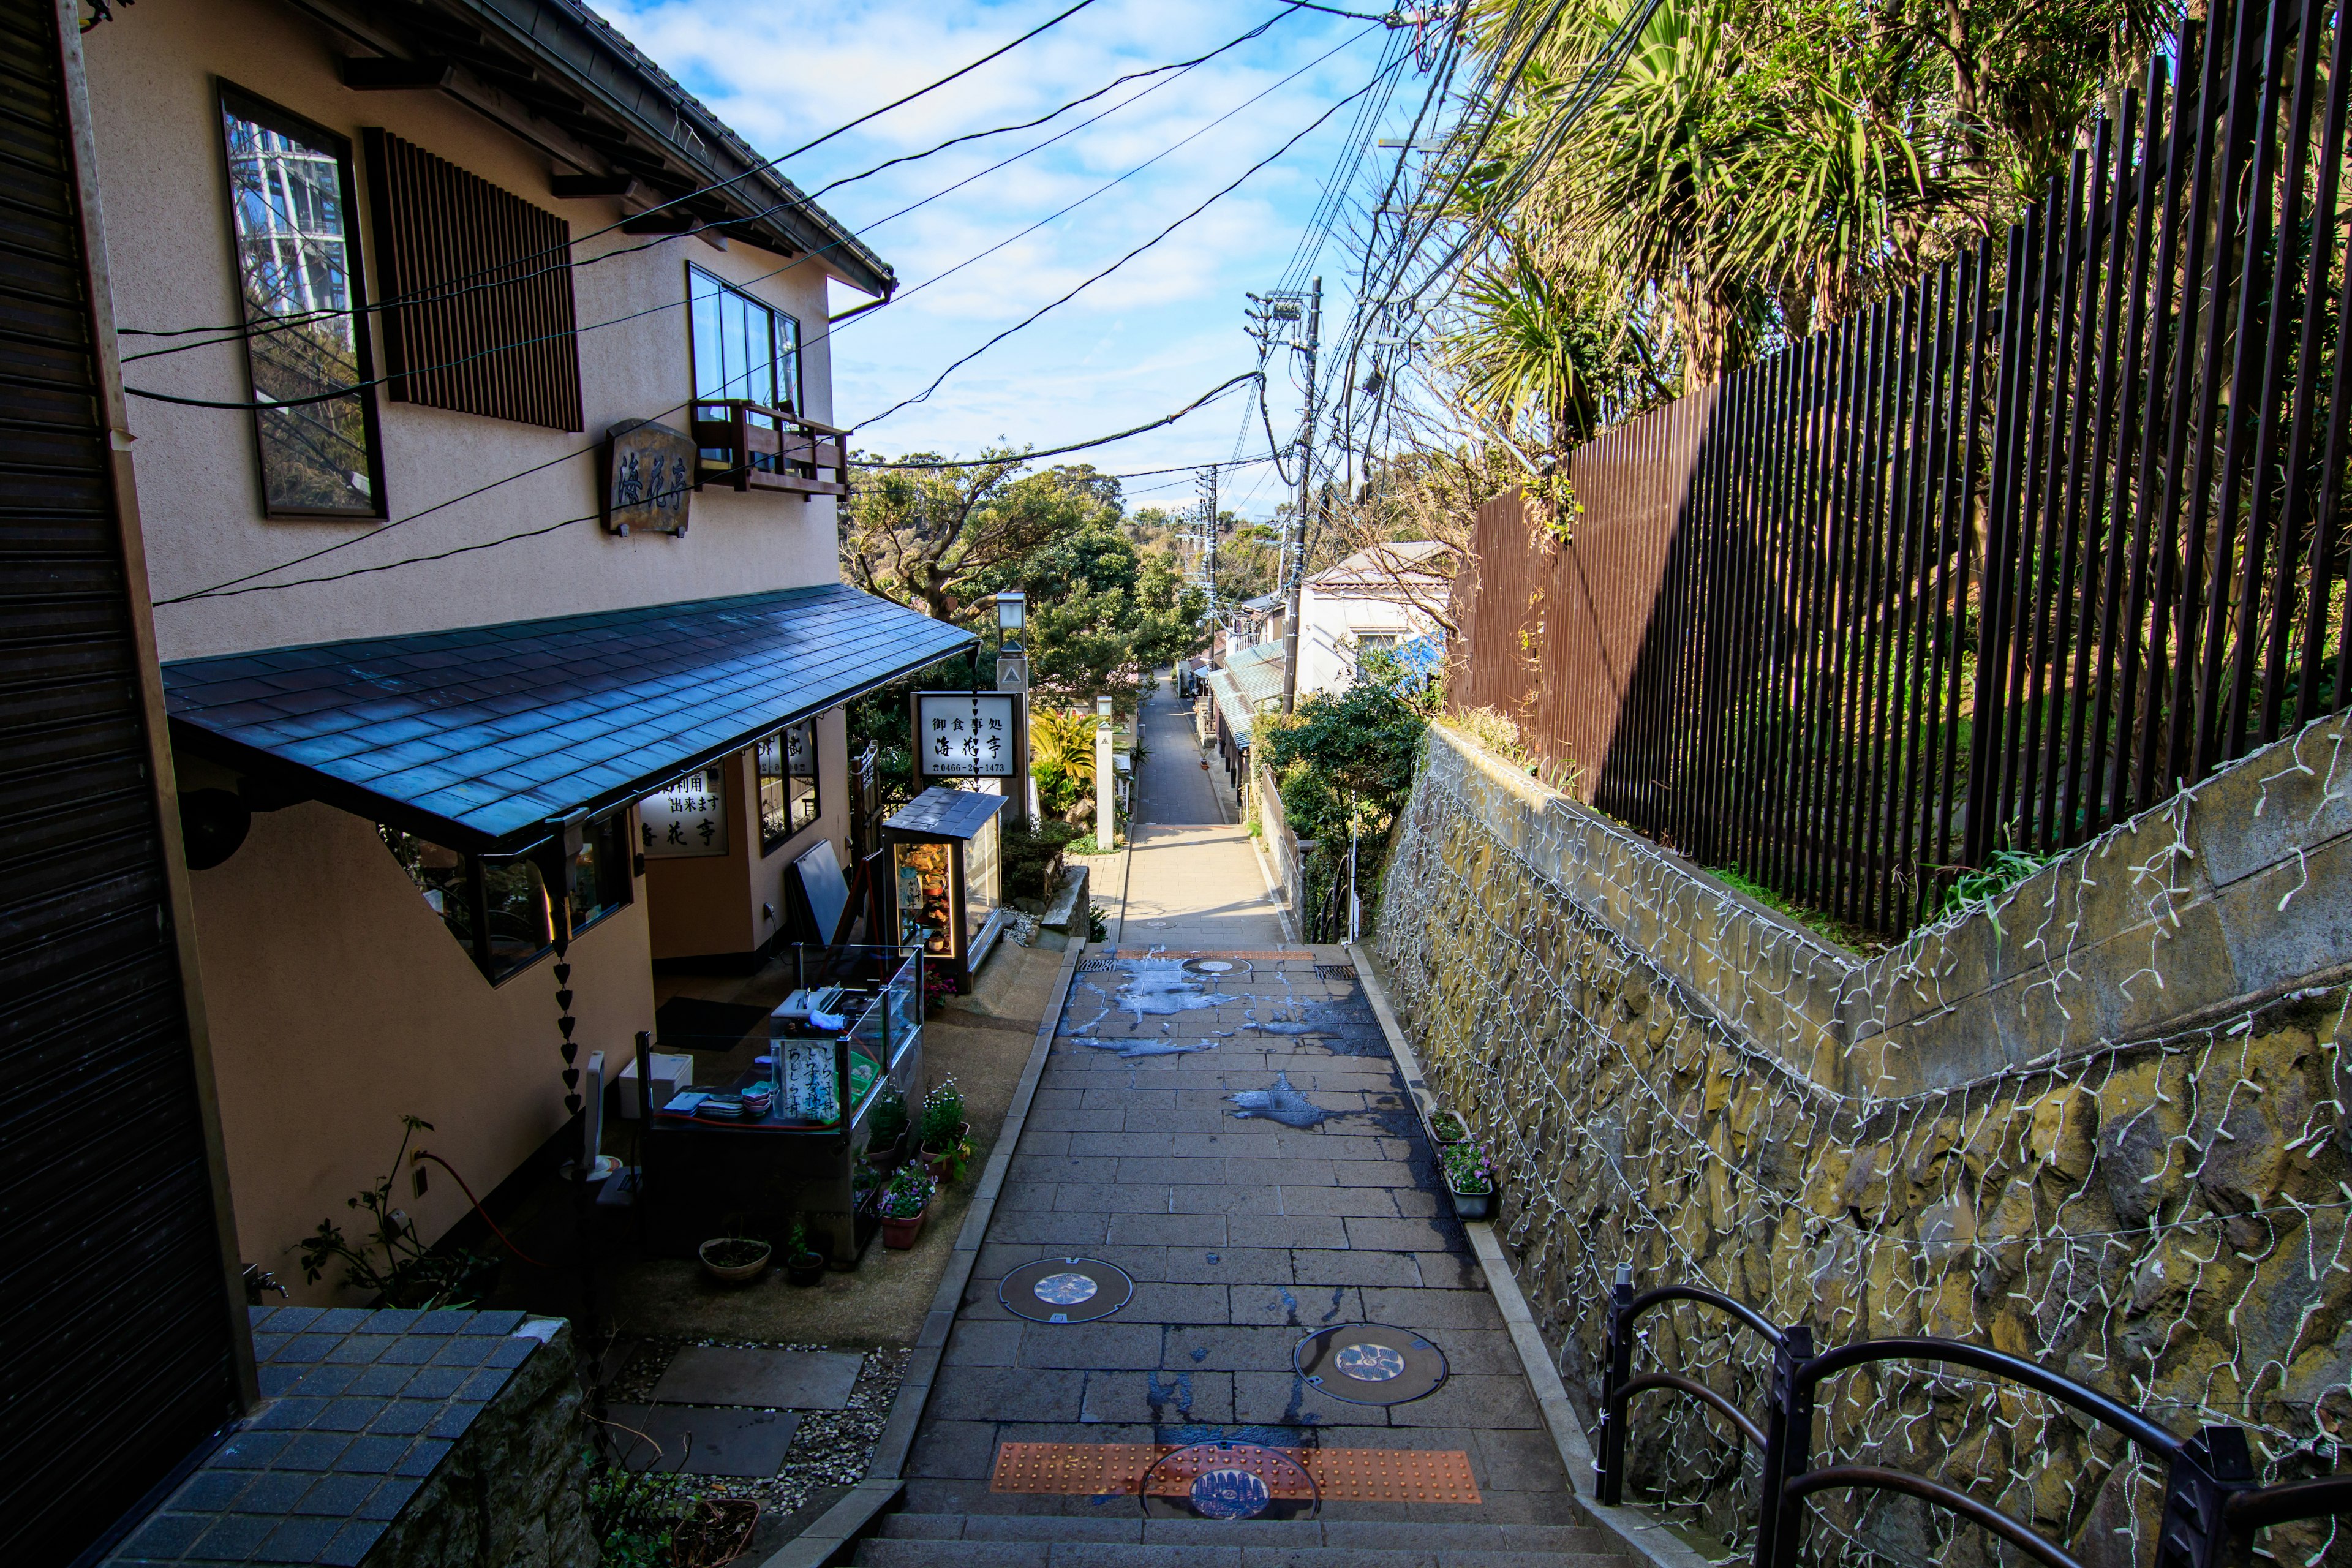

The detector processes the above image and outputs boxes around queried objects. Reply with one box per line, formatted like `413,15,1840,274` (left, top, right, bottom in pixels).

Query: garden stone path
870,950,1620,1566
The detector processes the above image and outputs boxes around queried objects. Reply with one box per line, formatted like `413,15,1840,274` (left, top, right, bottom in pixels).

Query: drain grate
998,1257,1134,1324
1315,964,1359,981
989,1442,1479,1504
1078,959,1120,973
1294,1323,1448,1405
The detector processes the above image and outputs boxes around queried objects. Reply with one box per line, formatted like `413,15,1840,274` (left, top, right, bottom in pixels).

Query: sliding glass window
689,265,801,415
217,85,384,516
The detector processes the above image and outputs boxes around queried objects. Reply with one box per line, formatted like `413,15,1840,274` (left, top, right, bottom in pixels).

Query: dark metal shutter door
0,2,242,1563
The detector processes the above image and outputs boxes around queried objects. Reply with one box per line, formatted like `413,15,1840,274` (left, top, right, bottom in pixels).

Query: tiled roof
162,585,974,851
106,1308,545,1567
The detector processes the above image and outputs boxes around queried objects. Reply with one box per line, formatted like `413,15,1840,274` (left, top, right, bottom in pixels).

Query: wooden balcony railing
692,401,850,499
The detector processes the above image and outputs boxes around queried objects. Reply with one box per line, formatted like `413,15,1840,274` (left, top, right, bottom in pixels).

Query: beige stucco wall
1297,582,1439,696
78,0,852,662
188,798,656,1306
645,707,856,961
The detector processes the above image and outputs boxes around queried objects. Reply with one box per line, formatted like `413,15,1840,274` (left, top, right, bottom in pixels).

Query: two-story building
75,0,971,1314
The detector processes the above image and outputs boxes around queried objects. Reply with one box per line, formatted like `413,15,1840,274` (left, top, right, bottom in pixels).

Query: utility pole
1279,276,1320,714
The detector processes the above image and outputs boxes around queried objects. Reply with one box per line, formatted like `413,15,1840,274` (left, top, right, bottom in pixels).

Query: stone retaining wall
1373,715,2352,1567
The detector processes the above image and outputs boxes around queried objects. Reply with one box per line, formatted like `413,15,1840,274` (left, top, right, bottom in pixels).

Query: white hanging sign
639,765,729,858
915,692,1017,777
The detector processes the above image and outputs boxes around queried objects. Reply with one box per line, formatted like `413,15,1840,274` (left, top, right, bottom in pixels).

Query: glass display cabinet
638,948,924,1265
882,787,1008,992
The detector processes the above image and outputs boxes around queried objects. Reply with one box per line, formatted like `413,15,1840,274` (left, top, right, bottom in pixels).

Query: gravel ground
593,1336,911,1521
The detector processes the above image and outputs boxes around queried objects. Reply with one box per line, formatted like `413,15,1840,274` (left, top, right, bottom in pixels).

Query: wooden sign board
603,418,695,537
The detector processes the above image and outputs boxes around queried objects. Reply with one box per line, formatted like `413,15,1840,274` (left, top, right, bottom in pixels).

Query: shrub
920,1078,965,1150
880,1166,935,1219
1001,820,1084,902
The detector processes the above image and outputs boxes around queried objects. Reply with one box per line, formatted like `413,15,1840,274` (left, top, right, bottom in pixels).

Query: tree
840,456,1109,621
1259,648,1441,844
974,520,1204,707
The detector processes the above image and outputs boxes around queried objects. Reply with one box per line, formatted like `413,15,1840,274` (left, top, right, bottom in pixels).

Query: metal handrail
1594,1277,2351,1568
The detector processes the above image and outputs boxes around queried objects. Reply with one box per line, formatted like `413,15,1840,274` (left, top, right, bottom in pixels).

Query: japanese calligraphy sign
602,418,695,538
639,765,729,858
915,692,1018,777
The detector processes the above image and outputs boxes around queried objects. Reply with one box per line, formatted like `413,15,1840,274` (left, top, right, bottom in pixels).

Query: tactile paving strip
989,1442,1480,1504
1294,1323,1448,1405
998,1257,1134,1324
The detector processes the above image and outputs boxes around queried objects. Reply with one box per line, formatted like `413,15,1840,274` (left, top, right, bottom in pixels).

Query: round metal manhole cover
1000,1257,1134,1324
1139,1442,1317,1520
1183,958,1243,976
1294,1324,1448,1405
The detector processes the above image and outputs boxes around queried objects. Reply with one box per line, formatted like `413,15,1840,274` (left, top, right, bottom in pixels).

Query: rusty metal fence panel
1446,0,2350,938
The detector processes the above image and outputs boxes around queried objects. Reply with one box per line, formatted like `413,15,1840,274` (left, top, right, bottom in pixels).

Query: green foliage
1937,845,2052,939
868,1087,909,1148
298,1115,492,1308
1003,820,1084,902
1087,905,1110,943
1708,862,1886,954
1028,708,1099,820
845,653,983,815
587,1460,694,1567
974,520,1204,709
880,1165,935,1219
1262,649,1438,846
919,1077,965,1149
1442,1142,1497,1194
1066,832,1121,856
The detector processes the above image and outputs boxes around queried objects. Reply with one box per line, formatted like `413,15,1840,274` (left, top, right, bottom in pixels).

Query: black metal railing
1596,1274,2352,1568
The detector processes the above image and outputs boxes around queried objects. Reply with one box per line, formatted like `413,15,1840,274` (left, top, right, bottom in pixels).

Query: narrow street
873,682,1599,1562
1112,679,1289,950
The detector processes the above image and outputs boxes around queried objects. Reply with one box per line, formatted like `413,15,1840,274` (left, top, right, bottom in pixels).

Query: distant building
1294,543,1453,697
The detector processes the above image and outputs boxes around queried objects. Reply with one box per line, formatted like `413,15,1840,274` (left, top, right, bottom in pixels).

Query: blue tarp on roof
162,584,976,851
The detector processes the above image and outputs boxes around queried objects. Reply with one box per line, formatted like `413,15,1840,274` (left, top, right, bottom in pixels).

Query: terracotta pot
1448,1187,1494,1223
865,1132,908,1172
697,1238,771,1283
879,1206,928,1250
785,1251,826,1287
922,1121,971,1182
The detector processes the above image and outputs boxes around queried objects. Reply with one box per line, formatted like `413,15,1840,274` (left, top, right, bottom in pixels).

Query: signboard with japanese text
915,692,1017,777
639,766,729,858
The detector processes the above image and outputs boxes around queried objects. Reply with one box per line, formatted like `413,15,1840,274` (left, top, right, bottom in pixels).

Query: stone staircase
851,1481,1639,1567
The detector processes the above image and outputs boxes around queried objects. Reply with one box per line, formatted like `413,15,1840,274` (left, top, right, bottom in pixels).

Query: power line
861,50,1409,428
178,377,1267,600
119,0,1110,355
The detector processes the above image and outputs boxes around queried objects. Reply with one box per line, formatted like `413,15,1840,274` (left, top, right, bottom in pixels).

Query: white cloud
591,0,1422,504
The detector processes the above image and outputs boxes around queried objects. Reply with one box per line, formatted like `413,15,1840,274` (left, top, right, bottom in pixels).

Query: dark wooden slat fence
1447,0,2350,938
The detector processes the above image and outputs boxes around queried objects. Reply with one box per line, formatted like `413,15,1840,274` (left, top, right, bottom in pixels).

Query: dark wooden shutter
363,129,584,431
0,1,246,1562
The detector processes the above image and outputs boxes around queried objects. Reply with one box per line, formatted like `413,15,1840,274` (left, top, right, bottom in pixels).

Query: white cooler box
617,1052,693,1119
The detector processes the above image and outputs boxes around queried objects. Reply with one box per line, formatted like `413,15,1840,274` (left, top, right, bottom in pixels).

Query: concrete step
853,1542,1631,1568
876,1515,1618,1554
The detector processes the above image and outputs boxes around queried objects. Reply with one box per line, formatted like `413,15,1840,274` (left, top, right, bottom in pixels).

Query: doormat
655,997,772,1052
989,1442,1479,1504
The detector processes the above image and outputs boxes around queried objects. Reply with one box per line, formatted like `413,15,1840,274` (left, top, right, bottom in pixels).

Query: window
690,265,801,421
380,812,631,982
362,130,584,431
757,718,821,853
217,86,384,517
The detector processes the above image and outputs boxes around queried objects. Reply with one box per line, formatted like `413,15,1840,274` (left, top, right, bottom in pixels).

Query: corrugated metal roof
162,584,974,851
1207,644,1290,746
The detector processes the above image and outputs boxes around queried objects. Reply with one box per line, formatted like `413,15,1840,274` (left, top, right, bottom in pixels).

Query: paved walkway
1114,679,1289,950
892,949,1584,1539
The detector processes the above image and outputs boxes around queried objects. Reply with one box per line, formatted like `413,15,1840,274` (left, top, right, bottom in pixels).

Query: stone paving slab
904,951,1580,1526
651,1345,863,1409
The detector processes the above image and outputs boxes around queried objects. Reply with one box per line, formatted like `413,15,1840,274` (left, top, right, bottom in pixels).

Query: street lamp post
1094,695,1115,850
994,591,1030,831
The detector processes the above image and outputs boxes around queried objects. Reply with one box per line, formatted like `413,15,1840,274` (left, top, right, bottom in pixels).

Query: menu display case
882,787,1008,992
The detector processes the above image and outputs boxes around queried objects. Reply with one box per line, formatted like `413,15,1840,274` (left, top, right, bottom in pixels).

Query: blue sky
592,0,1420,516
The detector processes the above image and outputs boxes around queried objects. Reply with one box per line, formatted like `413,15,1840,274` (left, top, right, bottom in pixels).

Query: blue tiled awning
162,584,977,851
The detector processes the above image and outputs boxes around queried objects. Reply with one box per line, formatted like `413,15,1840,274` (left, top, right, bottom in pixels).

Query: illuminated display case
881,786,1008,992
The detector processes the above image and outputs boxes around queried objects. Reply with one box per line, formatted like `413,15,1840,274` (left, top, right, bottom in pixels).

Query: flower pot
1448,1186,1494,1222
879,1206,928,1250
922,1122,972,1182
1428,1113,1470,1146
698,1237,771,1283
785,1250,827,1287
864,1132,908,1172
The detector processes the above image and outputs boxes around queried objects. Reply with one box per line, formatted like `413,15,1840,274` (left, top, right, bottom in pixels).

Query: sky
590,0,1431,518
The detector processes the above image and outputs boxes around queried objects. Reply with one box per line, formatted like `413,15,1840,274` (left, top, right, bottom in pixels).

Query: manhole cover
1138,1442,1318,1520
1294,1324,1448,1405
1147,921,1170,928
1000,1257,1134,1324
1183,958,1243,976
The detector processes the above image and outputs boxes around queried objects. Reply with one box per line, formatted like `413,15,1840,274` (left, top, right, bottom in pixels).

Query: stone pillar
1095,702,1115,848
995,646,1030,832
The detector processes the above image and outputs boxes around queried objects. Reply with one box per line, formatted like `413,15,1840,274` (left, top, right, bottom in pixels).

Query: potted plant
783,1220,826,1287
1442,1142,1498,1222
1428,1109,1471,1146
864,1087,910,1170
919,1077,970,1183
698,1234,771,1284
878,1166,935,1250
